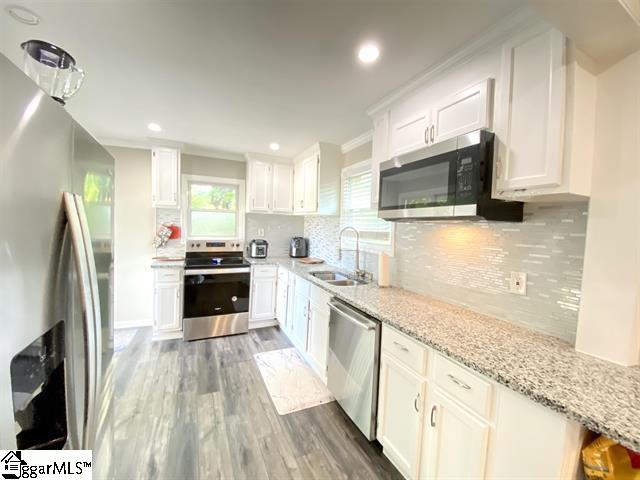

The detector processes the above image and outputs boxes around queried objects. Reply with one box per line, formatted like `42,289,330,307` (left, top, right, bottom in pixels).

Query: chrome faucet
339,226,371,281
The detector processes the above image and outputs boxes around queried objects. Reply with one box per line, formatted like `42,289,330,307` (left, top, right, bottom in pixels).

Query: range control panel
186,240,244,253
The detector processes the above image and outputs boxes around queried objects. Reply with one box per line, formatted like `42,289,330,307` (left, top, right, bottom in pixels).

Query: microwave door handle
63,193,99,449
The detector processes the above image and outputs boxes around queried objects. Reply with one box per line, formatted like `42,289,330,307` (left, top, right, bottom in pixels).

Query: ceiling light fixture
269,142,280,151
147,123,162,132
358,43,380,64
5,5,40,25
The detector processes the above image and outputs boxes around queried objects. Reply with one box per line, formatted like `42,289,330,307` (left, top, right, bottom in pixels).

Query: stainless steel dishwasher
327,299,381,441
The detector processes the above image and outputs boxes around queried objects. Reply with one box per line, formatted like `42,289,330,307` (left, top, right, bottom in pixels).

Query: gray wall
182,153,245,179
343,141,372,167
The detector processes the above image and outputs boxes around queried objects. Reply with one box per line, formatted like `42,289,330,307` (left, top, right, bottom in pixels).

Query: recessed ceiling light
5,5,40,25
147,123,162,132
269,142,280,151
358,43,380,64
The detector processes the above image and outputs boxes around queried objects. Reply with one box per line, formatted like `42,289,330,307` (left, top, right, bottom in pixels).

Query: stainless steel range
183,240,251,341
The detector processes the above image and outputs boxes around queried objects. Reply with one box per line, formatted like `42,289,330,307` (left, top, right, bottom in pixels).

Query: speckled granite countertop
150,259,184,269
250,257,640,452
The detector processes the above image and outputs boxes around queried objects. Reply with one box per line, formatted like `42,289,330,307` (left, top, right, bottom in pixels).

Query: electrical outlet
257,228,265,237
510,272,527,295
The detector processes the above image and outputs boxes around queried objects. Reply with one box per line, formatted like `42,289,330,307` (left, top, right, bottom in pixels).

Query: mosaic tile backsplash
304,202,589,343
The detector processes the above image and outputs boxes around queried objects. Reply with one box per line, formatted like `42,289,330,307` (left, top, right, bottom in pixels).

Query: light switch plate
510,272,527,295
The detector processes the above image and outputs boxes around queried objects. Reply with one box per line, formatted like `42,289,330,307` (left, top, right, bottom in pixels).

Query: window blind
340,169,391,248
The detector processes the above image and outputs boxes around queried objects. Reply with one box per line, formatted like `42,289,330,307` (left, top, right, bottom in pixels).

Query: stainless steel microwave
378,130,523,222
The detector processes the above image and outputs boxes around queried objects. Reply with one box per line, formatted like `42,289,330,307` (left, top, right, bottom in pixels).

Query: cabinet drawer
154,269,182,283
434,354,493,419
381,326,428,376
310,284,331,311
252,265,277,278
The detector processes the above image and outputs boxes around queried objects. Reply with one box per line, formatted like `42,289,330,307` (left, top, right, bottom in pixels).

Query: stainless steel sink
310,271,349,281
327,279,367,286
309,271,368,286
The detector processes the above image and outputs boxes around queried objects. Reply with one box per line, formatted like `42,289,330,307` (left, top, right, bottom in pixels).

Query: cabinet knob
424,127,429,145
430,125,435,143
430,405,437,427
414,392,421,413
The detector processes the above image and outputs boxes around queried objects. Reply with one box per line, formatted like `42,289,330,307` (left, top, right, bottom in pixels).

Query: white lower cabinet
291,277,310,351
306,285,331,381
153,269,182,332
377,352,426,479
250,265,277,326
275,268,289,327
377,325,585,480
421,388,490,479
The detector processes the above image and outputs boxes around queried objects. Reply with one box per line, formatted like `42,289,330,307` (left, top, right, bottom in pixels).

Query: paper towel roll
378,252,391,287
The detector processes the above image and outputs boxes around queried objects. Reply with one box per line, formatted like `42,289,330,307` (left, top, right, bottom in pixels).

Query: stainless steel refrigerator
0,52,114,472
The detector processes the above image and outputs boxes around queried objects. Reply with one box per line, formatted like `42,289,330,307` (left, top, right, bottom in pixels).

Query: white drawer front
154,269,182,283
434,354,493,419
252,265,277,278
381,326,428,376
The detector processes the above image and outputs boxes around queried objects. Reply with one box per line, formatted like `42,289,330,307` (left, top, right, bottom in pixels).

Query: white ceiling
0,1,525,158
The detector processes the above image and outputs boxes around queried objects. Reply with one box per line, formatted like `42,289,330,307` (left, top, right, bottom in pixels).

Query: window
183,175,245,239
341,160,393,253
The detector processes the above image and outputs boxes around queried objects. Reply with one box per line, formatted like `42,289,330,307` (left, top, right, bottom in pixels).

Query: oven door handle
185,267,251,275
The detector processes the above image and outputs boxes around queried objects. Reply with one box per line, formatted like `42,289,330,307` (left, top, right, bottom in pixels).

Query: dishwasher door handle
328,302,377,330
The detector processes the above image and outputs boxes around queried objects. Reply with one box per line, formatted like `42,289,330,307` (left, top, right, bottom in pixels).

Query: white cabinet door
151,147,180,207
389,110,431,158
302,155,319,213
291,291,309,351
431,79,492,144
250,277,276,321
495,27,565,192
153,282,181,331
272,163,294,213
377,353,426,479
293,159,305,213
284,276,295,335
307,304,330,379
248,160,272,212
422,388,489,480
371,111,390,205
275,273,289,325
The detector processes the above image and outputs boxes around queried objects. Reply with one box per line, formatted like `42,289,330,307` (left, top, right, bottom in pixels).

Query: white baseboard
115,320,152,330
249,319,279,329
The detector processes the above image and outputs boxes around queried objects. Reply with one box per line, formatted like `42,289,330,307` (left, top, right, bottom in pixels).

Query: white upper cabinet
293,142,341,215
249,160,272,212
495,27,565,193
389,109,432,158
494,26,596,200
151,147,180,208
271,162,294,212
431,79,492,144
245,154,294,214
370,111,390,206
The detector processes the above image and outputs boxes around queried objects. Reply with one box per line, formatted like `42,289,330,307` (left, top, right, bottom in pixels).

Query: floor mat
254,347,334,415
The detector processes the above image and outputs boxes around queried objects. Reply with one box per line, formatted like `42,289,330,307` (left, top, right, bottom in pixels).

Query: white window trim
181,174,245,241
340,159,395,256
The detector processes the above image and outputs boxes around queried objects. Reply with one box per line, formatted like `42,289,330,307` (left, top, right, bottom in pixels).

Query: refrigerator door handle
63,192,101,449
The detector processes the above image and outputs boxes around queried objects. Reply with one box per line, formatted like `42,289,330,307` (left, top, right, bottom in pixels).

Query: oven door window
183,272,250,318
379,152,457,211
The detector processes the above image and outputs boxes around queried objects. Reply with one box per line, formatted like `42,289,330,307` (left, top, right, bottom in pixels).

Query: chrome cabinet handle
424,127,429,144
430,405,437,427
414,393,420,413
430,125,435,143
447,373,471,390
393,341,409,352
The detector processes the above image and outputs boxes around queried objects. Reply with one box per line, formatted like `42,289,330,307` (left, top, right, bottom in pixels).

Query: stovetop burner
184,253,250,269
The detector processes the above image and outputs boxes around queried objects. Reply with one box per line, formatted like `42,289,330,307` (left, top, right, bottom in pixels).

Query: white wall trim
341,130,373,154
249,319,279,329
366,7,543,116
100,136,246,162
341,158,372,177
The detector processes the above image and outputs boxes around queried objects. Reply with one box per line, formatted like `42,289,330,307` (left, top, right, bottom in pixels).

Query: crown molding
366,7,542,117
341,130,373,154
99,137,245,162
